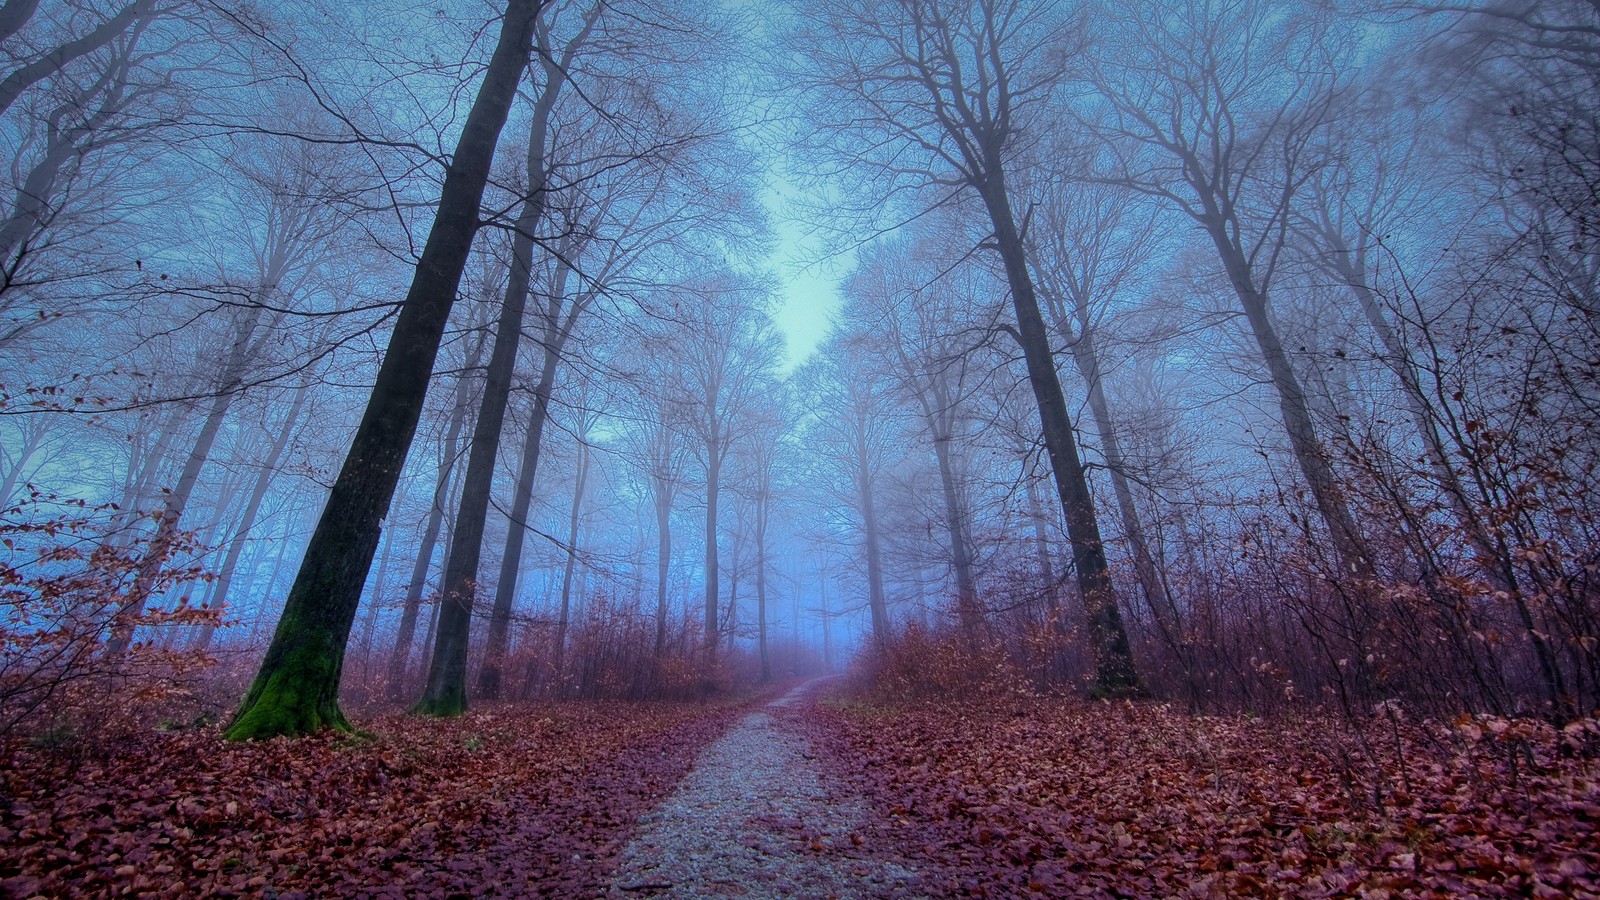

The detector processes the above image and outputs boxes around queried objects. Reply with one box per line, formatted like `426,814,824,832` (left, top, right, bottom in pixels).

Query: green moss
409,687,466,718
223,642,351,741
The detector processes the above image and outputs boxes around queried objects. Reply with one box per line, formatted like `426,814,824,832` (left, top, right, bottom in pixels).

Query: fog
2,0,1596,733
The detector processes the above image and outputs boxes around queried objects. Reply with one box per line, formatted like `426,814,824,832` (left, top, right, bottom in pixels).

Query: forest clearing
4,0,1600,894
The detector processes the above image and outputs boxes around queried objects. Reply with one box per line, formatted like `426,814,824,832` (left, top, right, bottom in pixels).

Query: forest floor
808,693,1600,897
2,683,1598,897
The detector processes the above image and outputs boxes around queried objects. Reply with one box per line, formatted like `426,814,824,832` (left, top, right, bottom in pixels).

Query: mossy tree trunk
224,0,542,740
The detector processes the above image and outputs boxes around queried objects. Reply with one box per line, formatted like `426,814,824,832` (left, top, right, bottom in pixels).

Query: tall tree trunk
703,441,721,658
357,520,399,694
415,9,587,713
247,514,303,643
386,326,485,698
755,491,770,682
654,489,672,657
225,0,541,740
855,444,891,648
1207,224,1373,580
977,169,1139,695
193,383,308,651
413,242,540,716
107,404,182,554
476,262,574,698
932,430,982,638
1025,472,1057,614
725,537,740,653
819,574,833,671
1066,326,1191,672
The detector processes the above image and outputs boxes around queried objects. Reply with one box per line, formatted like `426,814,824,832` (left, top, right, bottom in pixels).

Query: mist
2,0,1598,894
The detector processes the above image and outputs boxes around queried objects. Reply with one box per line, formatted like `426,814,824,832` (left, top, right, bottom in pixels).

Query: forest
1,0,1598,895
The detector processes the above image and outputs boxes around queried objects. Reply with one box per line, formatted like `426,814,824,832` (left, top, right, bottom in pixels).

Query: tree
413,0,598,717
1025,172,1189,664
847,239,994,641
104,126,352,656
802,0,1140,692
549,398,599,689
620,357,690,661
797,338,897,648
662,278,777,659
225,0,542,740
1080,0,1373,580
385,315,489,698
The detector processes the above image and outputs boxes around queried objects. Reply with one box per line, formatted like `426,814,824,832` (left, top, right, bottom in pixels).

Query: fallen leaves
0,701,739,897
806,696,1600,897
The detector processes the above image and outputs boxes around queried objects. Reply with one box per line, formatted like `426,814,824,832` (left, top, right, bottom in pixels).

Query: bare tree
797,337,898,648
1025,172,1189,662
663,279,779,659
1080,0,1373,580
413,0,599,717
847,239,994,641
226,0,542,739
801,0,1139,692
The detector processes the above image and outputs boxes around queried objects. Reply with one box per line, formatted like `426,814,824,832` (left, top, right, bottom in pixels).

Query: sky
761,176,849,371
723,0,852,372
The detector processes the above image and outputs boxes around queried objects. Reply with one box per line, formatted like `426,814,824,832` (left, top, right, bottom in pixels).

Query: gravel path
605,679,921,899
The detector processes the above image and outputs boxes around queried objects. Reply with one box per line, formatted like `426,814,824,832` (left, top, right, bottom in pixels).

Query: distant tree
796,338,897,648
104,127,354,656
662,279,778,659
847,240,993,642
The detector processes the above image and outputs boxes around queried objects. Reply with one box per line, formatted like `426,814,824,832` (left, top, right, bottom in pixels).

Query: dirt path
606,679,921,899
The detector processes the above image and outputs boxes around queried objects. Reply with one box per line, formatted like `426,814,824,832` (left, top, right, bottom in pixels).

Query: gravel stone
607,680,923,898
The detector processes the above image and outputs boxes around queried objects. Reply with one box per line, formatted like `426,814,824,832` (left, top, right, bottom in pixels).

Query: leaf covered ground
0,700,740,897
804,696,1600,898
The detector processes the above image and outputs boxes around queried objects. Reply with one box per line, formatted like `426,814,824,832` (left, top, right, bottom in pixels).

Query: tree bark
476,261,574,699
1206,222,1373,580
854,432,891,648
225,0,541,739
755,484,770,682
1025,472,1058,614
652,450,676,658
429,6,598,706
978,170,1140,695
413,210,544,717
1062,324,1192,678
385,325,485,699
703,440,721,657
